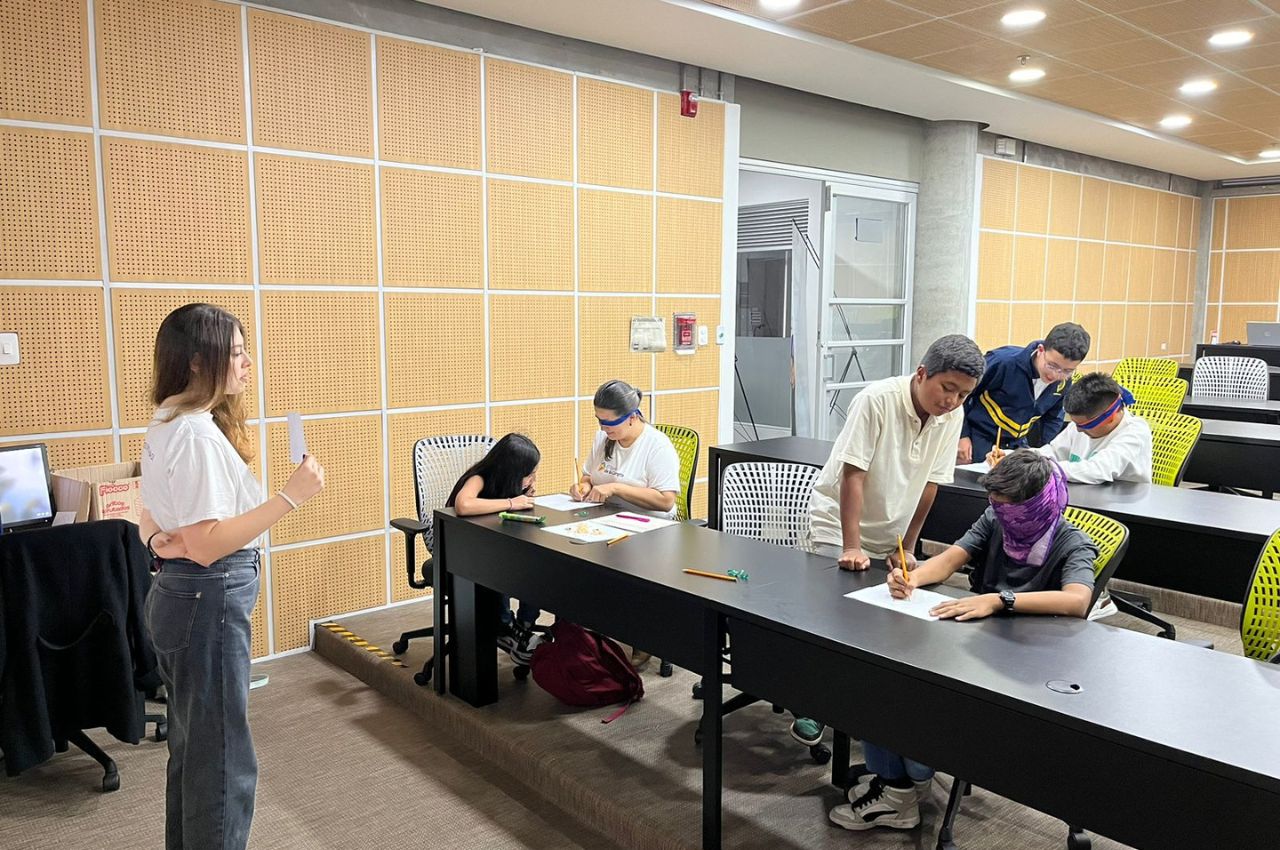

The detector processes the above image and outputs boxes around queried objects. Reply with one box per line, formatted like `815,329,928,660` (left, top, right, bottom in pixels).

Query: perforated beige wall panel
1075,241,1104,301
1209,251,1224,303
1131,188,1157,247
689,483,707,522
1105,183,1135,243
247,9,371,157
1211,199,1227,250
1152,250,1176,303
380,167,481,289
0,287,109,436
386,407,486,522
250,595,268,658
266,415,384,546
1,0,90,124
657,198,722,294
1222,252,1280,302
385,292,484,408
651,389,718,482
1150,305,1174,355
96,0,244,142
656,298,720,391
390,533,429,603
1102,245,1130,301
974,302,1011,352
1013,166,1049,234
1155,193,1180,248
0,129,100,279
577,402,600,469
376,37,479,170
578,78,653,191
1044,240,1077,301
1098,304,1127,362
255,154,375,285
1042,302,1074,333
1079,177,1109,241
491,401,575,496
1176,251,1193,303
578,297,653,396
1047,171,1081,238
1220,305,1278,344
1224,196,1280,250
111,288,258,427
1205,305,1220,343
488,180,572,291
1126,306,1151,358
485,59,572,181
1010,303,1044,345
580,190,652,293
271,535,386,651
102,139,250,282
656,93,724,198
1074,303,1101,360
1128,247,1154,302
1011,236,1046,302
489,296,574,401
1182,199,1201,252
0,436,113,471
976,232,1012,300
261,291,380,416
980,159,1016,231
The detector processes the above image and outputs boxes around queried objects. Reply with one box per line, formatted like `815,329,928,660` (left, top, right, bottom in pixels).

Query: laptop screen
1247,322,1280,346
0,444,54,531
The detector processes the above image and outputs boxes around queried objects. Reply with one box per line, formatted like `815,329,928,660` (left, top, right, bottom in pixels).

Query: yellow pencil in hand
897,534,910,582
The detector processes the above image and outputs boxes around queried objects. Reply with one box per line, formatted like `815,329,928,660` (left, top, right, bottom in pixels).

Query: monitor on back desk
0,443,55,533
1247,322,1280,346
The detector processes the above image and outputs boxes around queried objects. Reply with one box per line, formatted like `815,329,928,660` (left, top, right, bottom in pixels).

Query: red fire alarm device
680,89,699,118
674,312,696,354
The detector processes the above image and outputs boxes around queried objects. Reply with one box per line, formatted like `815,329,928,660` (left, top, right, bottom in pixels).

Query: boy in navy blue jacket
957,323,1091,464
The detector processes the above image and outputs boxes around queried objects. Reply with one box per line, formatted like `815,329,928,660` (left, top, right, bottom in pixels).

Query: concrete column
911,120,982,366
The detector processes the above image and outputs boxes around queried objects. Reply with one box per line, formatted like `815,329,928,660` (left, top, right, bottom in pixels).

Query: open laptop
1247,322,1280,346
0,443,55,533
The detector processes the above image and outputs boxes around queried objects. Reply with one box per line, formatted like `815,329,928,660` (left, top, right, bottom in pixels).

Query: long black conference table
1185,420,1280,498
1181,394,1280,424
433,503,1280,849
709,437,1280,602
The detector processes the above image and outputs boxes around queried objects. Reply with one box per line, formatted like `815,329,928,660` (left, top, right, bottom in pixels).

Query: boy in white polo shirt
790,335,985,747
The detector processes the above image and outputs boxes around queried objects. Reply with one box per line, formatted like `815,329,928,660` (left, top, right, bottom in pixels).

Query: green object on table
727,569,749,582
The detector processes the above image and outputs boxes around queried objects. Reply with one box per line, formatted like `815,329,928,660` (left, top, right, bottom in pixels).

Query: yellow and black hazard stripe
978,391,1042,440
318,622,407,668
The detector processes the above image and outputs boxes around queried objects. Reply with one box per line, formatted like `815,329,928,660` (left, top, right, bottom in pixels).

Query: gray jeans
145,550,260,850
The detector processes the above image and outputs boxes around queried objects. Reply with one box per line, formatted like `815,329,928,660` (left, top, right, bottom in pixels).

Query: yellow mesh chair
1113,357,1180,385
1141,409,1202,487
1125,376,1188,415
939,509,1129,850
653,422,699,522
1242,530,1280,662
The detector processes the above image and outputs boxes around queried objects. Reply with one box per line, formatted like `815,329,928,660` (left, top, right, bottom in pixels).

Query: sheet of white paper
844,583,952,621
956,461,991,474
533,493,598,511
542,520,632,544
287,412,307,464
595,513,678,534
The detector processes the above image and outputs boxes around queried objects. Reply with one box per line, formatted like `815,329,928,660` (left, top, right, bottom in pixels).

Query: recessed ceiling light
759,0,802,12
1160,114,1192,129
1260,149,1280,159
1001,9,1046,28
1208,29,1254,47
1009,66,1047,82
1179,79,1218,95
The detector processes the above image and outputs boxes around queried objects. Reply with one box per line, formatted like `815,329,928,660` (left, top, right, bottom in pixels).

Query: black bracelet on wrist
146,530,163,558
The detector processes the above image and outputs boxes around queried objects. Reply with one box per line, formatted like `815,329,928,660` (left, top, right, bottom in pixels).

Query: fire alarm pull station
680,90,698,118
674,313,696,355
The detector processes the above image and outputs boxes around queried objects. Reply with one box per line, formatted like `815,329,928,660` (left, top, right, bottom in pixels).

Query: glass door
818,184,916,439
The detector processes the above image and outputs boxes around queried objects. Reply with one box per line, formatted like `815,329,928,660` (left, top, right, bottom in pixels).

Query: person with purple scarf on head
829,450,1098,834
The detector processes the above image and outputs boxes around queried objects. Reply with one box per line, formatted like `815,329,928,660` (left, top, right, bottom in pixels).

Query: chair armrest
390,517,428,537
390,517,432,590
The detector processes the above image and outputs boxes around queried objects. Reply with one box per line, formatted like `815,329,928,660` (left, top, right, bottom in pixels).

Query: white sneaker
830,780,920,831
1089,590,1118,621
846,774,930,804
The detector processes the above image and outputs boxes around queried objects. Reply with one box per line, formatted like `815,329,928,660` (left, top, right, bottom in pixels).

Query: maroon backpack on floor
529,620,644,723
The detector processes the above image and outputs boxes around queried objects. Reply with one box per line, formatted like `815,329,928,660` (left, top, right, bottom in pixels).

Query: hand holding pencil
887,535,916,599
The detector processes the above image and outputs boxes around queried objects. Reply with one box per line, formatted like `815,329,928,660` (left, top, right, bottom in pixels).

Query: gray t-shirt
956,507,1097,594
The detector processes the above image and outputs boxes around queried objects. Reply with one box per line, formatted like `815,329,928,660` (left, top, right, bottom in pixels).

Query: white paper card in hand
533,493,598,511
287,413,307,464
845,583,952,621
595,513,678,534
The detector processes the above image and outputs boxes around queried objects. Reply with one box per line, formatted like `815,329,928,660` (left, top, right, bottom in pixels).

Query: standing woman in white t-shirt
571,379,680,519
139,304,324,850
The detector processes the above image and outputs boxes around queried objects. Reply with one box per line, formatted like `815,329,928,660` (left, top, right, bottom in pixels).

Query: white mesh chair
694,461,831,762
390,434,495,686
1192,356,1269,400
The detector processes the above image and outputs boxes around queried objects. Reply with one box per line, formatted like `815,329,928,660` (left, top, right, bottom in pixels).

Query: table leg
433,522,447,695
831,730,851,788
450,574,500,707
702,610,724,850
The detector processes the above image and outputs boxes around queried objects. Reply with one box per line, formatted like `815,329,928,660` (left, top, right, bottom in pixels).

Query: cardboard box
53,462,143,524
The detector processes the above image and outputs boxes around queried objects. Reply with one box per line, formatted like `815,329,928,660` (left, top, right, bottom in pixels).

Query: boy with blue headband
989,372,1152,485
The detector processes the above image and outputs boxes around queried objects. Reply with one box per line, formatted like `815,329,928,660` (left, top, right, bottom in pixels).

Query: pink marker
617,513,651,522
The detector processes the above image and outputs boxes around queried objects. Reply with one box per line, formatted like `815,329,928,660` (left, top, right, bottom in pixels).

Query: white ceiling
419,0,1280,181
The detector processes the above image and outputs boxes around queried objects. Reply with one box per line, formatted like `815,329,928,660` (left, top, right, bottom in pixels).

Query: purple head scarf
991,460,1069,566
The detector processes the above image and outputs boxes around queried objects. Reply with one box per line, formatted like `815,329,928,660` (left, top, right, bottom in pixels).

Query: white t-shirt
585,423,681,518
1038,410,1153,484
141,409,265,548
808,375,963,557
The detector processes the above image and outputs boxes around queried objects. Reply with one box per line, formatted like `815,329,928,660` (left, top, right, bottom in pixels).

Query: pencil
996,426,1002,450
898,534,909,581
605,535,628,546
683,568,737,582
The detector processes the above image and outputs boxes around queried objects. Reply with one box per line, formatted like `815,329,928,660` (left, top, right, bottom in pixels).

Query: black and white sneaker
847,773,931,804
829,779,920,831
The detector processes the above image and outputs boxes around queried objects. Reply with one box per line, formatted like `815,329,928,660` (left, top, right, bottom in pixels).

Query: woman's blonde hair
151,303,254,463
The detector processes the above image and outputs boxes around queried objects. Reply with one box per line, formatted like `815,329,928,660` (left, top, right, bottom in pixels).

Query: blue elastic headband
1079,388,1135,431
598,409,639,427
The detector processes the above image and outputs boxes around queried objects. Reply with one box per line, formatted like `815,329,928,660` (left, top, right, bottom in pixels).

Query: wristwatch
999,589,1017,614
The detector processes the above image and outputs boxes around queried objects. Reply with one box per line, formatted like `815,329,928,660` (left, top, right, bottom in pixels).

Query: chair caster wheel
155,722,168,742
658,661,673,677
102,770,121,793
514,665,530,681
392,639,409,655
810,744,831,765
1067,830,1091,850
694,726,703,746
413,668,433,686
691,682,703,700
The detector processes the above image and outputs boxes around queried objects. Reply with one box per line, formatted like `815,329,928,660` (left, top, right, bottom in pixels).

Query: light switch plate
697,325,708,346
0,332,18,365
716,325,726,345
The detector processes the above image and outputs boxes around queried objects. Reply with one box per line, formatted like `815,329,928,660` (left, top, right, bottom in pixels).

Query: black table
1185,420,1280,498
1180,364,1280,401
433,503,1280,849
1181,394,1280,424
709,437,1280,602
1195,342,1280,369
